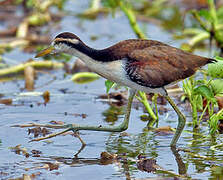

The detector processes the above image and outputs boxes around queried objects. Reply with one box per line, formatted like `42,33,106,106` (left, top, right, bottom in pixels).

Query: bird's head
35,32,82,58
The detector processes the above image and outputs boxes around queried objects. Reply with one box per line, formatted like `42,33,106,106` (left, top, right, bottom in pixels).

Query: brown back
122,42,214,88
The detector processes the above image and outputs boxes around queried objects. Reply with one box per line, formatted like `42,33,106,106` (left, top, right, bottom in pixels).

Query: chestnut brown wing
125,45,211,88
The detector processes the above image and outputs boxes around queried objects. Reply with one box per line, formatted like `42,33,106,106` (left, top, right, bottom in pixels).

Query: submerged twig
12,123,68,129
29,128,72,142
14,123,87,156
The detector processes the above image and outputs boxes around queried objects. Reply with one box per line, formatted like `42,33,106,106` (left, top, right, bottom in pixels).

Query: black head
35,32,85,57
52,32,85,53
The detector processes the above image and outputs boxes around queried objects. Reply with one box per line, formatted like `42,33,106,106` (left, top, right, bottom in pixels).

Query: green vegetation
183,0,223,49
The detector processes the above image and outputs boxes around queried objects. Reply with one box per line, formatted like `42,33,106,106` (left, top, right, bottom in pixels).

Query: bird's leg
164,95,186,147
25,89,136,142
120,89,136,130
72,130,86,158
66,88,136,132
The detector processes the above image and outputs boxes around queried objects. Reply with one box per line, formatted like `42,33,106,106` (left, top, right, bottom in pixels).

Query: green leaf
208,60,223,78
105,80,115,93
196,79,206,85
101,0,119,15
208,0,218,25
217,7,223,20
102,0,119,8
196,95,203,111
210,79,223,95
26,0,35,8
193,85,215,102
209,114,219,135
71,72,100,84
215,56,223,61
198,9,211,21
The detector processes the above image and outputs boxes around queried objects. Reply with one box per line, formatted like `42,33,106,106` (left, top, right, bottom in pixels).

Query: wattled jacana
36,32,216,146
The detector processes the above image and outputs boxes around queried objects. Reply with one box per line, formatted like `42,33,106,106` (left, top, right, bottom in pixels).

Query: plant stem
192,6,223,47
208,0,218,27
0,60,64,77
136,91,157,126
198,101,209,125
152,93,159,127
191,98,198,127
182,79,198,126
119,1,146,39
191,11,209,32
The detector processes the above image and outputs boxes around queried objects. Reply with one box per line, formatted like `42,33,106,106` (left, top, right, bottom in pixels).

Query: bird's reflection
58,125,188,178
171,146,187,176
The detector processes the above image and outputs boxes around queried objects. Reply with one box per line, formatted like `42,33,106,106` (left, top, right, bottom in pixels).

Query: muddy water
0,1,223,179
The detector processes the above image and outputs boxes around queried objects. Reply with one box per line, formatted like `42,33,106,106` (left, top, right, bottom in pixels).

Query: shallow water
0,1,223,179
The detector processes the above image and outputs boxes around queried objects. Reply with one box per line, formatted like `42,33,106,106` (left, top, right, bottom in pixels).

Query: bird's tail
207,58,217,64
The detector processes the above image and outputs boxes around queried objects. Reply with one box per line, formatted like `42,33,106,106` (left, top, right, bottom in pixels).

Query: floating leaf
208,60,223,78
105,80,115,93
71,72,100,84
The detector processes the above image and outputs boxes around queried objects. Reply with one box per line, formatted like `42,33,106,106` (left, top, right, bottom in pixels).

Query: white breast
70,49,166,95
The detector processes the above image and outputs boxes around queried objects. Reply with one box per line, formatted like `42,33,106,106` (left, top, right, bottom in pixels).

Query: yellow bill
35,46,55,58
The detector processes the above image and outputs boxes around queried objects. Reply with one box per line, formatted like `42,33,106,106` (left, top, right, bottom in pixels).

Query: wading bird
36,32,216,146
